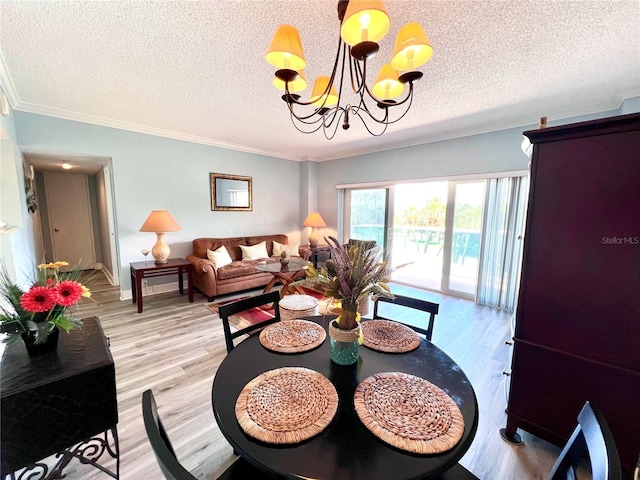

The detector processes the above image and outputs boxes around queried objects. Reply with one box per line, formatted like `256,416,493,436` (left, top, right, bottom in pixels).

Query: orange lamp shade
340,0,390,46
311,76,339,107
273,69,308,93
390,22,433,71
265,24,306,71
303,212,326,228
372,64,405,99
139,210,182,233
139,210,181,264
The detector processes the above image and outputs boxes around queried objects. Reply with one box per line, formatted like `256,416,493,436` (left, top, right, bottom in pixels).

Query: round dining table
211,315,478,480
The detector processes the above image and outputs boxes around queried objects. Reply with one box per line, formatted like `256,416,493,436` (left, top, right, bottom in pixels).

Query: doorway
43,172,96,270
27,153,120,286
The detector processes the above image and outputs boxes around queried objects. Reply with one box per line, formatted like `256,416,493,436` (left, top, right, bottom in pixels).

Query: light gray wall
95,167,113,279
13,112,304,296
10,97,639,297
0,99,38,288
314,102,638,232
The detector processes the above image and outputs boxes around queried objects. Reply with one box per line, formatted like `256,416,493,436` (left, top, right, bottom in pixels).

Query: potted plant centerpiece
0,261,90,356
300,236,395,364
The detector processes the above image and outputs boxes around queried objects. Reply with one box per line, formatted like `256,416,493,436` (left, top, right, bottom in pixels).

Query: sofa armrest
186,254,215,274
298,246,311,261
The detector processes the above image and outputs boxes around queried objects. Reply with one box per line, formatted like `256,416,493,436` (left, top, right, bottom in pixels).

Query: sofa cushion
207,246,233,269
273,240,299,257
193,237,245,261
217,261,260,281
240,241,269,260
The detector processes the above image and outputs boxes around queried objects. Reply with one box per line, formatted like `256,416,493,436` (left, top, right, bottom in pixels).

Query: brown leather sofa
186,234,310,301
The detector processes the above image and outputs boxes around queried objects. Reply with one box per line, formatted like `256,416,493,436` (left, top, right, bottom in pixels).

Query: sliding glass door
346,188,390,249
443,181,485,296
344,180,486,298
391,182,448,291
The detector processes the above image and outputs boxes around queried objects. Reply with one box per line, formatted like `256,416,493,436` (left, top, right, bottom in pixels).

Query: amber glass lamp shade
390,22,433,71
266,24,306,71
273,69,307,93
340,0,390,46
372,64,405,99
139,210,182,264
311,77,339,107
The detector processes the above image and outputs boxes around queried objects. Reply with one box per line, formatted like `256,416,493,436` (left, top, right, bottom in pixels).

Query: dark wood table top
129,257,191,271
212,315,478,480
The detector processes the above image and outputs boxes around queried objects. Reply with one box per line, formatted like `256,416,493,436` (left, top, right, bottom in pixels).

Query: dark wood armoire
502,113,640,476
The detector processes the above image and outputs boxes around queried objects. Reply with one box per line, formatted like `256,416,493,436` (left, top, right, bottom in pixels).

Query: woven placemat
354,372,464,454
235,367,338,445
259,319,326,353
361,320,421,353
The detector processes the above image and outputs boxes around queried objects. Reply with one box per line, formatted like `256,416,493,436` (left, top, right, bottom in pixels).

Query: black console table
1,317,119,479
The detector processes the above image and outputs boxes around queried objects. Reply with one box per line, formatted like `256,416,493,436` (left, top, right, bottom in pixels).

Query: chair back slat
142,389,198,480
143,389,271,479
548,401,622,480
218,291,281,353
373,294,439,341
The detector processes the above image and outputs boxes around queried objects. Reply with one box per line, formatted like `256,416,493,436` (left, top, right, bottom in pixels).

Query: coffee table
254,259,310,298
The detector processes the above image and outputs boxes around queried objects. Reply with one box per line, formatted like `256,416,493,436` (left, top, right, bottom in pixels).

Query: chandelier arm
361,78,416,110
349,106,389,136
286,100,344,131
350,85,416,127
288,109,329,135
348,54,362,94
377,85,417,125
330,42,349,114
322,108,346,140
321,106,343,130
316,36,346,111
284,34,345,112
349,91,390,125
285,100,329,123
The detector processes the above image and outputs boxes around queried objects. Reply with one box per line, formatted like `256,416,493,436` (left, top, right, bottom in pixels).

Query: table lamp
139,210,182,264
303,212,326,248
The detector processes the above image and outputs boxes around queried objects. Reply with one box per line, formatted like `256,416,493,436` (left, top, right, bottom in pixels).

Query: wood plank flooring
24,272,566,480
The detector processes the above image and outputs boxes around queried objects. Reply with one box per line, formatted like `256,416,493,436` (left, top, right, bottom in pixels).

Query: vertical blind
476,176,529,311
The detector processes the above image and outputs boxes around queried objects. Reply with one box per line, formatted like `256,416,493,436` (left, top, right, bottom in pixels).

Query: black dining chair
218,290,281,353
142,389,272,480
372,294,440,341
548,401,621,480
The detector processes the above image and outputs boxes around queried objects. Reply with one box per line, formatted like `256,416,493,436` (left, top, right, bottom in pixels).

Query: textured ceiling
1,0,639,162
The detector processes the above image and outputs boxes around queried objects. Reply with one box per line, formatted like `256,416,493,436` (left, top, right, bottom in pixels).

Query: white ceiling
1,0,639,163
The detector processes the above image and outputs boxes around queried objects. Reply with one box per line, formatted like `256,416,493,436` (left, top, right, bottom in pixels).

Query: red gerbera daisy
20,286,57,313
55,281,83,306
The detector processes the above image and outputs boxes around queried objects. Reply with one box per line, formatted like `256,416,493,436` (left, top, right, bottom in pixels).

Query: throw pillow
272,240,300,257
240,241,269,260
207,245,233,269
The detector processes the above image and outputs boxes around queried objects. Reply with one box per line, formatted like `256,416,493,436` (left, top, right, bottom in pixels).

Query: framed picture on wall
210,173,252,211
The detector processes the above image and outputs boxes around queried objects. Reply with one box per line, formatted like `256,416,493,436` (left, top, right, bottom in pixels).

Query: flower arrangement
0,261,90,344
301,236,395,330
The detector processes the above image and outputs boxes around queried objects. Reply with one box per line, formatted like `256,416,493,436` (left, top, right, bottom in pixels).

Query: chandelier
265,0,433,139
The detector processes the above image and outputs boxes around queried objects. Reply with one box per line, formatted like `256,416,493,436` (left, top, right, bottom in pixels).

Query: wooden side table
130,258,194,313
0,317,119,479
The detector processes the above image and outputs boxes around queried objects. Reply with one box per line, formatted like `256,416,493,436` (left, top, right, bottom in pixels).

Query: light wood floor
36,271,564,480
